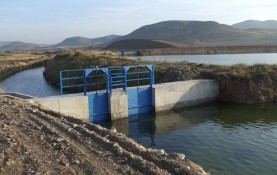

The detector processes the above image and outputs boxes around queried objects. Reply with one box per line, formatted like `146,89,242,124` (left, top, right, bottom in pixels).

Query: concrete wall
109,91,128,120
28,94,89,122
152,80,219,112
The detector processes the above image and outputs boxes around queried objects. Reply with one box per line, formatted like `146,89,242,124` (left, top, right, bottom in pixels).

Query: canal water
0,67,59,97
134,53,277,65
100,103,277,175
1,53,277,174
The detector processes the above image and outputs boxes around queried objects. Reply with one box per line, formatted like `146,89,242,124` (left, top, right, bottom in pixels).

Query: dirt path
0,96,207,175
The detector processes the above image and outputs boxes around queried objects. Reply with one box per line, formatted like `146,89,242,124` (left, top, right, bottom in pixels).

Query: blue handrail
59,64,154,96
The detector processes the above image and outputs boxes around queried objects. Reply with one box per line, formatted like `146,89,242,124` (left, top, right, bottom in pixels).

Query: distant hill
232,20,277,29
105,39,174,51
92,35,121,47
112,20,277,46
0,42,12,47
55,36,94,48
0,41,42,52
54,35,121,48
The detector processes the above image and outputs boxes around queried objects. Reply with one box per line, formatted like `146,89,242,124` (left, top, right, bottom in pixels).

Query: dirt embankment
161,66,277,104
217,74,277,103
0,96,207,175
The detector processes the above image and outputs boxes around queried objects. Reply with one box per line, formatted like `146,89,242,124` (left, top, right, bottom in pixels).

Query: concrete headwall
28,94,89,122
152,80,219,112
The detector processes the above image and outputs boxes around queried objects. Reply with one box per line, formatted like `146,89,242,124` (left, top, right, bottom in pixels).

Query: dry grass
0,52,54,81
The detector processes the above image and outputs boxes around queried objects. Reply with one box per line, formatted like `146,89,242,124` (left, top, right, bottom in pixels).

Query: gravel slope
0,96,207,175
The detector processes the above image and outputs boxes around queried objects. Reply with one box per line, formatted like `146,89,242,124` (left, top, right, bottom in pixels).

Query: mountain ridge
2,20,277,52
112,20,277,46
232,20,277,29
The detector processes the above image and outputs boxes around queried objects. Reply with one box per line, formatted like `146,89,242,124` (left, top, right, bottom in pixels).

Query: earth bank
44,50,277,104
0,96,207,175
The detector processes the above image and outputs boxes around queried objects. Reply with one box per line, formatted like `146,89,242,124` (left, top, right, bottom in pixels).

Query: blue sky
1,0,277,44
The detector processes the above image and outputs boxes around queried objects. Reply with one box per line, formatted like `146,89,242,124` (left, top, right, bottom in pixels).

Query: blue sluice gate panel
88,93,109,122
127,87,152,117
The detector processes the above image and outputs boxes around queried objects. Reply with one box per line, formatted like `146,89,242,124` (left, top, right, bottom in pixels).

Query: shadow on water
99,102,218,146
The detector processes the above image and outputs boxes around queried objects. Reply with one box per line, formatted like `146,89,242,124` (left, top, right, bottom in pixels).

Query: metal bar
123,67,127,92
137,67,139,87
111,80,123,84
61,69,84,73
109,69,112,94
60,71,63,95
111,83,125,87
151,65,155,85
62,76,83,80
87,75,106,78
126,78,150,82
126,72,149,75
110,73,123,76
62,84,84,88
111,76,124,79
96,69,98,94
86,82,106,86
83,71,87,96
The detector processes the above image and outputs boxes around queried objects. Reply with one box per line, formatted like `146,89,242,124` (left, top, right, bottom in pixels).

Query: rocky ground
0,96,207,175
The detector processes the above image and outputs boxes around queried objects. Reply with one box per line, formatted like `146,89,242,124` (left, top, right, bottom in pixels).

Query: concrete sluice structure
28,79,219,122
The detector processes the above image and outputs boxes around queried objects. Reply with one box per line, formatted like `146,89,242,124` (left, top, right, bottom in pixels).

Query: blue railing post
123,67,127,92
108,69,112,95
83,70,87,96
60,71,63,95
151,65,155,86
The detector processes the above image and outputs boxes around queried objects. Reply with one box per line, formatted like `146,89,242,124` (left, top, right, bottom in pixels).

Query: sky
1,0,277,44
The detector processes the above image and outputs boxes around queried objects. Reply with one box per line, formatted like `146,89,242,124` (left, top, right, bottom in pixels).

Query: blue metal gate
60,67,110,122
85,68,110,122
60,65,154,122
124,65,154,117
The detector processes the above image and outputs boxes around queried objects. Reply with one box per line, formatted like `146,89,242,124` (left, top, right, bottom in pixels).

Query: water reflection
212,103,277,127
99,102,277,175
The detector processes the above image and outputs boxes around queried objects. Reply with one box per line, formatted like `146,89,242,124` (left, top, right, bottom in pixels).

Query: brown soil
161,66,277,104
218,74,277,103
0,96,207,175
